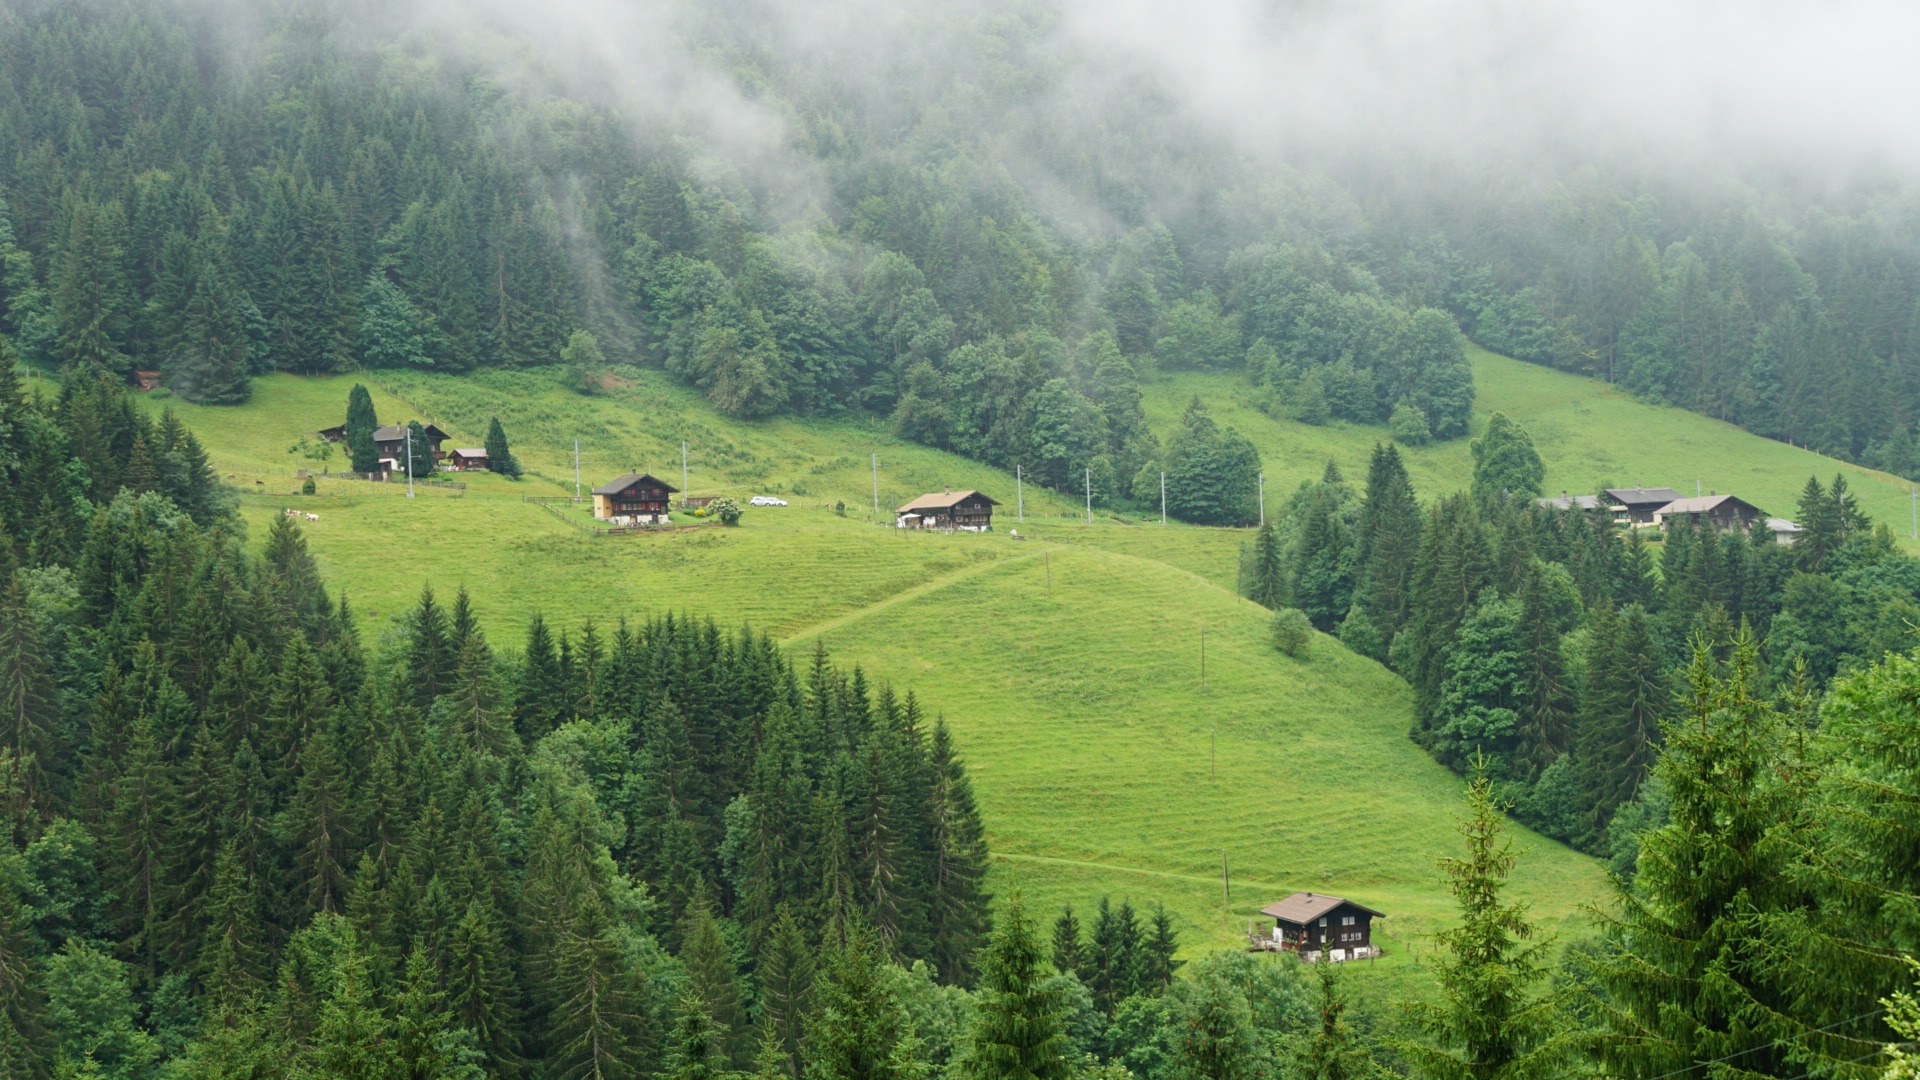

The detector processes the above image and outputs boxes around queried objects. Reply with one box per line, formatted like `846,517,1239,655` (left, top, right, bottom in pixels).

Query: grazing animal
305,513,319,522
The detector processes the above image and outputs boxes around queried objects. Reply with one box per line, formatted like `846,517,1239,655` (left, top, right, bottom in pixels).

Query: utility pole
574,440,582,502
1045,549,1051,593
1210,725,1216,781
405,426,416,499
1222,849,1230,906
1161,472,1167,526
1259,471,1265,527
871,454,879,518
1017,465,1024,523
681,440,689,506
1085,467,1092,525
1200,623,1207,694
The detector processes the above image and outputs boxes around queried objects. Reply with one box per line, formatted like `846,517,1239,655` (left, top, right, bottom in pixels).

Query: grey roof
372,423,450,442
450,448,488,457
1259,891,1385,925
1536,494,1602,511
1606,487,1683,507
591,473,679,497
1767,517,1802,533
1655,494,1761,516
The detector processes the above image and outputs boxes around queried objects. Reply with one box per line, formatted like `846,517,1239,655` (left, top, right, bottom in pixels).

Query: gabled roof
1655,494,1761,516
591,473,680,496
1536,494,1601,511
896,489,999,513
1606,486,1683,506
449,448,487,457
373,424,451,442
1766,517,1802,533
1259,891,1385,924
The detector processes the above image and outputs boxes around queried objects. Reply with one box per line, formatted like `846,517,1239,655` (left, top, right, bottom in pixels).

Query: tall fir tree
966,888,1071,1080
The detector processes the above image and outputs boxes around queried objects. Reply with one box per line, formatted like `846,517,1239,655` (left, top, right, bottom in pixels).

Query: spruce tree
668,989,727,1080
1140,904,1181,990
1351,443,1423,656
1588,633,1823,1080
757,905,815,1079
484,416,520,477
925,719,990,985
345,384,380,474
1050,906,1085,979
680,885,749,1068
966,888,1071,1080
1512,567,1572,780
1244,521,1284,609
0,575,52,808
1574,606,1665,845
1290,473,1353,632
546,891,651,1080
1398,763,1567,1080
804,919,907,1080
1468,413,1544,502
1296,959,1376,1080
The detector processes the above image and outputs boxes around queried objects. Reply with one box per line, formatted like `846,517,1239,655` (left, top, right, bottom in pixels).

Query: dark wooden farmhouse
1606,486,1683,527
592,473,679,525
1653,494,1764,534
447,448,489,471
1256,892,1383,961
317,422,451,471
895,489,998,531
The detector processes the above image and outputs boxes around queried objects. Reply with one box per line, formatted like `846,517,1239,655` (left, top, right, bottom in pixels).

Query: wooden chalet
1606,487,1683,527
592,473,679,525
317,422,451,471
447,448,489,471
1653,494,1763,534
895,489,998,531
133,370,162,391
1254,892,1383,962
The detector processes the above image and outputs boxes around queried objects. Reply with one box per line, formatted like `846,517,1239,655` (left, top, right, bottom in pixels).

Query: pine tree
1087,898,1142,1014
290,728,352,918
445,898,520,1072
1587,632,1827,1080
1296,960,1376,1080
757,905,815,1079
1511,568,1572,780
1468,413,1544,502
1574,606,1666,845
966,887,1071,1080
804,919,907,1080
1140,904,1181,990
546,890,651,1080
1244,520,1284,609
667,990,728,1080
1350,443,1423,657
484,416,520,477
345,384,380,474
1398,763,1568,1080
198,839,266,1015
404,584,455,712
109,718,173,976
680,885,749,1068
1050,906,1085,979
0,876,48,1073
925,719,990,984
304,944,398,1079
1291,471,1354,632
0,575,52,809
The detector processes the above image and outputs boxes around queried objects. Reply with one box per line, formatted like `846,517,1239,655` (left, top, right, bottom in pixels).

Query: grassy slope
103,346,1901,969
1143,346,1920,554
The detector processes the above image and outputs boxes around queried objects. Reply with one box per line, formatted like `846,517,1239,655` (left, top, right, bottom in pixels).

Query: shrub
834,500,846,516
710,497,743,526
302,477,317,495
1390,402,1431,446
1271,608,1314,658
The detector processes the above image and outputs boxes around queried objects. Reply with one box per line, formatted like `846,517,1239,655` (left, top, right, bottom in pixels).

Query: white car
749,495,788,507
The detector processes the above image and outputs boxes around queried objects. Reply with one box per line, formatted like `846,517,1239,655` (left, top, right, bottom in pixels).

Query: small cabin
1653,494,1763,535
592,473,679,525
1766,517,1802,545
1606,487,1683,527
896,489,998,531
447,448,489,471
133,370,163,391
1258,892,1383,962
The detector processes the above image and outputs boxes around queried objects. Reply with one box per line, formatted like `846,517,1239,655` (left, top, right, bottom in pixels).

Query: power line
1634,1007,1889,1080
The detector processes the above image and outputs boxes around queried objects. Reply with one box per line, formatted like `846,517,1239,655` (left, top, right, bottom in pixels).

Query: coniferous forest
14,0,1920,513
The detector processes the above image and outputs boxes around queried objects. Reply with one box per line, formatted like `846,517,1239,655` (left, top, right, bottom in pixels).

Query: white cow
305,513,319,522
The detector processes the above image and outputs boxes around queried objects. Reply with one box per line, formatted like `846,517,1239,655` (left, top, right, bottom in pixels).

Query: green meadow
84,346,1908,970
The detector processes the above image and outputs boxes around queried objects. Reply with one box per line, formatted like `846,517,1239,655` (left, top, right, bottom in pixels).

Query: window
1341,916,1355,926
1318,918,1327,927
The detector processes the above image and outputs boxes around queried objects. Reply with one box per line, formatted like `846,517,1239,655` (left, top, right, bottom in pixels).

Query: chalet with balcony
592,473,679,525
895,489,998,531
447,448,489,471
1253,892,1383,962
1606,487,1683,527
